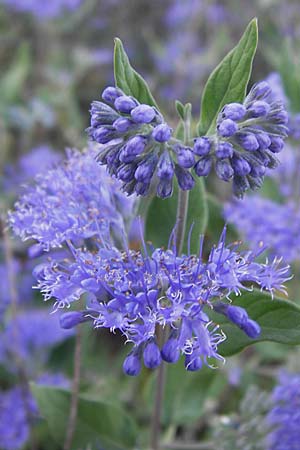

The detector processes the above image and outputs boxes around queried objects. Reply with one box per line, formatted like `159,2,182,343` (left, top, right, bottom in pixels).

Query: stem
1,215,37,450
175,109,191,255
150,327,167,450
63,325,82,450
175,189,190,254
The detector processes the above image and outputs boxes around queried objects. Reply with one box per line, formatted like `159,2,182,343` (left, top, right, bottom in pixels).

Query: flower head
194,81,289,197
9,148,135,250
34,229,289,376
88,86,198,198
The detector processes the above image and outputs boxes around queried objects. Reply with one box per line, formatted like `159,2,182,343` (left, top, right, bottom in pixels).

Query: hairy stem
175,109,191,255
175,189,190,254
63,325,82,450
1,215,37,450
150,327,167,450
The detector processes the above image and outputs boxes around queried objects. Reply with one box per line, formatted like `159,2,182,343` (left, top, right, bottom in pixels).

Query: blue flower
267,371,300,450
9,148,135,250
193,81,289,196
35,229,289,375
224,196,300,264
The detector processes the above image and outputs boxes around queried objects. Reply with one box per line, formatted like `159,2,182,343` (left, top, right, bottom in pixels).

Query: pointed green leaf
114,38,158,107
197,18,258,135
211,290,300,356
31,384,137,450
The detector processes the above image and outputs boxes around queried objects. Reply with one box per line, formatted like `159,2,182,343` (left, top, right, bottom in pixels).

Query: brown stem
1,215,37,450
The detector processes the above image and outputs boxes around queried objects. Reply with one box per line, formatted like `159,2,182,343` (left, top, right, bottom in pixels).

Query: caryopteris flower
88,86,196,198
267,371,300,450
9,148,135,250
224,196,300,263
33,229,289,376
193,81,289,196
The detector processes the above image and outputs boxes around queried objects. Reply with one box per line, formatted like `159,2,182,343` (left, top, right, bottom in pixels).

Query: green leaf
175,100,185,120
145,177,208,253
31,384,137,450
114,38,158,107
144,363,225,426
197,18,258,136
211,290,300,357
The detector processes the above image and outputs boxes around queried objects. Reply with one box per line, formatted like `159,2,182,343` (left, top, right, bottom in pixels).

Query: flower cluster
3,145,61,195
89,81,288,199
0,309,73,374
31,229,289,376
267,371,300,450
88,85,193,198
224,196,300,263
1,0,82,19
9,148,135,250
194,81,288,196
0,373,69,450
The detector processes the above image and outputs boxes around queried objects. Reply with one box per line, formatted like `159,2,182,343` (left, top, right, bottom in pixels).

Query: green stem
175,189,190,254
175,109,191,254
150,327,167,450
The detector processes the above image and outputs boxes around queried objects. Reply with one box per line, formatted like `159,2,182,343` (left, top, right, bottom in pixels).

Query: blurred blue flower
1,0,83,19
267,371,300,450
9,147,135,250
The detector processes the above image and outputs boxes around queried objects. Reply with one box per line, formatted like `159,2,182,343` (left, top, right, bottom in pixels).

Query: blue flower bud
215,160,234,181
215,141,234,159
218,119,238,137
157,179,173,198
119,136,147,163
102,86,123,103
231,155,251,176
256,132,271,149
90,101,119,126
152,124,172,142
93,126,116,144
114,95,138,114
117,163,136,182
185,354,202,371
194,156,212,177
247,100,270,118
222,103,246,121
250,163,266,178
226,305,248,327
60,311,87,329
247,175,264,190
238,133,259,151
135,155,158,182
123,352,141,376
269,136,284,153
176,146,195,169
249,81,272,100
28,243,44,259
143,341,162,369
157,151,174,180
193,137,211,156
113,117,134,133
233,175,250,197
135,181,150,196
268,107,289,125
241,319,261,338
175,165,195,190
161,338,180,363
131,104,156,124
